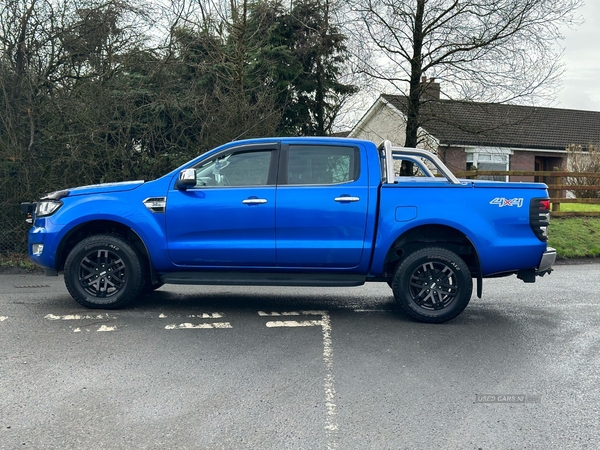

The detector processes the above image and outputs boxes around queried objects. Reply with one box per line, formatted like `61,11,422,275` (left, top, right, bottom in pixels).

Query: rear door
166,143,279,267
275,142,370,268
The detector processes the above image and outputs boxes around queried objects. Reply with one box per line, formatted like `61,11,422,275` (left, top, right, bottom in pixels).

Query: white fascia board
380,97,407,121
349,95,440,149
439,144,567,154
382,98,441,149
348,98,389,138
378,97,441,149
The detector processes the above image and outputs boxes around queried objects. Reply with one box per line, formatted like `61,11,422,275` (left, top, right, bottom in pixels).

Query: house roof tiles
381,94,600,151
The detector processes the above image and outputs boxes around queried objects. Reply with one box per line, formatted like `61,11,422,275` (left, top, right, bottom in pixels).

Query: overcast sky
556,1,600,111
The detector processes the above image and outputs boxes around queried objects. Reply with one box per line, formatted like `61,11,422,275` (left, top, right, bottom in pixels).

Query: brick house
348,86,600,182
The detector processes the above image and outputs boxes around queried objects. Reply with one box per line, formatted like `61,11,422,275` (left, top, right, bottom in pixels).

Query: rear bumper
517,247,556,282
538,247,557,275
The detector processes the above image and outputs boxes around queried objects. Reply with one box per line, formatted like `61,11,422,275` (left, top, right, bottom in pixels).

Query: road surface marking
188,313,224,319
164,322,232,330
160,312,230,330
259,310,324,317
262,310,338,449
44,313,117,332
159,313,224,319
0,316,7,322
266,320,323,327
14,284,50,288
71,326,117,332
44,314,113,320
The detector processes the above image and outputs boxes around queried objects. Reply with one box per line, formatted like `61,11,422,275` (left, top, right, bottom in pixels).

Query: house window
466,148,511,181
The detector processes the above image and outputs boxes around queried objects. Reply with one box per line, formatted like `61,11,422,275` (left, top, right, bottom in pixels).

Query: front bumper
27,219,62,272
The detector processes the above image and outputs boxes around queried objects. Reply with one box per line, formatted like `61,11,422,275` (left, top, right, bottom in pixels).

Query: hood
44,180,145,199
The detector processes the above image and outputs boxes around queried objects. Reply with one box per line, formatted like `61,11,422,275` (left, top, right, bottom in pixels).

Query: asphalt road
1,263,599,450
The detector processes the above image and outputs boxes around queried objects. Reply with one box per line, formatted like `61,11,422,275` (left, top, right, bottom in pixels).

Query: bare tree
566,144,600,198
350,0,583,153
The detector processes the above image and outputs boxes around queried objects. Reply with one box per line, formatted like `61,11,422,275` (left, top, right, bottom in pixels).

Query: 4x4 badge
490,197,524,208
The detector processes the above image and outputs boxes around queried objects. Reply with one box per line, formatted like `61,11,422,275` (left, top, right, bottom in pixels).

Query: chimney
420,76,440,101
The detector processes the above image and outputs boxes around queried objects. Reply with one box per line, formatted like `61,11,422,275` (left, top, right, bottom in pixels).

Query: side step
160,272,366,287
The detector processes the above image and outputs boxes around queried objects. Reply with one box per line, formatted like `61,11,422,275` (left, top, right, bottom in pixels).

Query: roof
381,94,600,151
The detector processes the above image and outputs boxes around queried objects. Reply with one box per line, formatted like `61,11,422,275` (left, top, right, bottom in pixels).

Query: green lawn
549,217,600,258
556,203,600,212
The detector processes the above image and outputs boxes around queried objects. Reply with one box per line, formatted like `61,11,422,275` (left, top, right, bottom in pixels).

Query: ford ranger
21,137,556,323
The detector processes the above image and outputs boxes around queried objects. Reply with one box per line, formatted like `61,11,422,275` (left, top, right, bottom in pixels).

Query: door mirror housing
176,168,197,190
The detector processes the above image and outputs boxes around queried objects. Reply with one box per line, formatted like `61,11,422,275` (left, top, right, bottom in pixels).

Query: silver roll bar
378,140,461,185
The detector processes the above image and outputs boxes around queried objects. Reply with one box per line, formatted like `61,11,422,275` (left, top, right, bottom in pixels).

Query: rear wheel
64,235,144,309
392,247,473,323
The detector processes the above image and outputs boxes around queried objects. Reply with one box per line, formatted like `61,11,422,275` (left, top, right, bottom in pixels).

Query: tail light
530,198,550,241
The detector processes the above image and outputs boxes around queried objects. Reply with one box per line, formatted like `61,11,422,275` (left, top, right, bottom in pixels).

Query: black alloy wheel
64,235,144,309
392,247,473,323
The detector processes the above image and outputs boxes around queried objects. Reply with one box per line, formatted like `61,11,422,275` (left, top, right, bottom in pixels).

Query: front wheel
64,235,144,309
392,247,473,323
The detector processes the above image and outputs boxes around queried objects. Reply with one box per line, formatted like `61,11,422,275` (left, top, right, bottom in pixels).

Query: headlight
36,200,63,217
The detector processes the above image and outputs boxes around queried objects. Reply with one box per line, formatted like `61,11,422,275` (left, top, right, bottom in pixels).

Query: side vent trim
143,197,167,213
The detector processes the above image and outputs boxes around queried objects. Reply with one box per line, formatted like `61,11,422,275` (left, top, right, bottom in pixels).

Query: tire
392,247,473,323
64,235,144,309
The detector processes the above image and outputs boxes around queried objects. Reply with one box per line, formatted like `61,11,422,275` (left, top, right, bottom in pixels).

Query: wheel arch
56,220,154,279
383,224,482,296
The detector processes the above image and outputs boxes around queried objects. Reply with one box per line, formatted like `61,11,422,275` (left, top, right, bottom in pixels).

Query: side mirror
176,168,197,190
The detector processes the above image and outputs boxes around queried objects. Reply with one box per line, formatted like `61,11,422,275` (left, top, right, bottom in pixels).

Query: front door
166,145,279,267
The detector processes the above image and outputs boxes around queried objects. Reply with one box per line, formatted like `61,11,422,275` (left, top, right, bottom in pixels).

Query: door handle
334,196,360,203
242,198,268,205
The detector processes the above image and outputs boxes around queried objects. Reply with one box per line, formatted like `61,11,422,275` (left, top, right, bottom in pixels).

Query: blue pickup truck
22,137,555,323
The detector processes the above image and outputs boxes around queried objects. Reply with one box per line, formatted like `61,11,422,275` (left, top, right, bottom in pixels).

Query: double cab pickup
22,137,556,323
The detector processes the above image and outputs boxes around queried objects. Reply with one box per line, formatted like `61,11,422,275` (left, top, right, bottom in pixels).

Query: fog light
32,244,44,256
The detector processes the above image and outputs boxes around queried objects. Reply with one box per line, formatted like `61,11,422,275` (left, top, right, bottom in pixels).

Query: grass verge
0,253,41,273
549,217,600,259
554,203,600,212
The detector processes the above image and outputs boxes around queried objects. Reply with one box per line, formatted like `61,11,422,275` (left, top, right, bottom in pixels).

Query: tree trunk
401,0,425,175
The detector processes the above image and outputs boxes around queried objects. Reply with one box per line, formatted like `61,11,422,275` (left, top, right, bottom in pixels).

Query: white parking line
43,312,233,332
0,316,7,322
266,320,323,327
259,310,325,316
71,325,117,332
44,313,117,332
164,322,232,330
44,314,114,320
160,312,231,330
261,311,338,449
159,313,225,319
